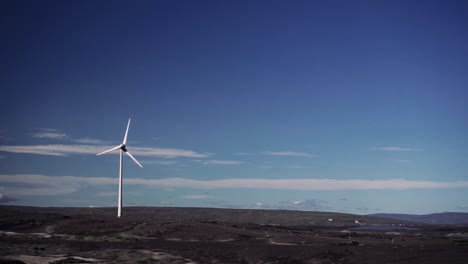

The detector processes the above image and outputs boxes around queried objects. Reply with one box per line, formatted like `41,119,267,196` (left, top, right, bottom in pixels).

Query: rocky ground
0,206,467,264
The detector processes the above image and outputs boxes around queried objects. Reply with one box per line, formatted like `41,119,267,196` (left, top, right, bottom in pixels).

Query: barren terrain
0,206,467,263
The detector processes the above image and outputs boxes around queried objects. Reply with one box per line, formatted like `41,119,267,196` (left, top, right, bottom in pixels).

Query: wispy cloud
194,159,243,165
72,138,108,145
31,128,67,140
182,195,212,199
31,132,67,140
263,151,317,158
373,146,418,152
140,160,178,166
0,186,77,196
288,165,305,169
356,207,370,212
0,144,210,158
96,191,118,197
111,146,211,158
96,191,137,197
35,128,59,132
0,130,12,141
1,174,468,193
32,127,109,145
254,199,329,211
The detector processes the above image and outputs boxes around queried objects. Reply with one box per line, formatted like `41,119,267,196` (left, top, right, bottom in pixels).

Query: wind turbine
97,118,142,218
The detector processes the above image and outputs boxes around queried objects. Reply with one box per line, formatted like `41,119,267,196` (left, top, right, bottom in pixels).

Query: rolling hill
370,212,468,225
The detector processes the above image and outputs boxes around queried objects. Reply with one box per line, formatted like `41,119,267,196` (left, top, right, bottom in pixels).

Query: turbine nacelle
96,119,142,168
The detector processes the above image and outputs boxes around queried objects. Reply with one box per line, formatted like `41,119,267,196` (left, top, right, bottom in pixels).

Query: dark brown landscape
1,205,467,264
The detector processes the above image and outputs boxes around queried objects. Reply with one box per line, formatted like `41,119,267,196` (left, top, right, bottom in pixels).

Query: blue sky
1,0,467,214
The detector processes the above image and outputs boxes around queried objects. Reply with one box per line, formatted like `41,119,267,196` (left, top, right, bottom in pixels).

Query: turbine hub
121,145,127,152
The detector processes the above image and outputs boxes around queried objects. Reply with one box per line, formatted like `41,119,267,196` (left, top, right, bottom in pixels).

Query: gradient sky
1,0,467,214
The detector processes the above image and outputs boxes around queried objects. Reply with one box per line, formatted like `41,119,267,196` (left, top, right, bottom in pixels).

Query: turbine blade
125,150,143,168
97,145,121,156
123,118,131,145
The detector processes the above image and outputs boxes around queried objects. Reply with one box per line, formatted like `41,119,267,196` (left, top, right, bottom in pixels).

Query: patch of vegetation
337,240,360,246
49,258,92,264
0,259,27,264
337,232,368,238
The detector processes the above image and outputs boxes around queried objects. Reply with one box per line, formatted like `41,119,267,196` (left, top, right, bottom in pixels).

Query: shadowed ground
0,206,467,263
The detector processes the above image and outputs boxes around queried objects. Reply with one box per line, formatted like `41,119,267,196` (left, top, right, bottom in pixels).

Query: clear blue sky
1,0,467,214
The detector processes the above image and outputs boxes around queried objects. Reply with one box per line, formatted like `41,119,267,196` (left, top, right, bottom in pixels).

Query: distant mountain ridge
369,212,468,225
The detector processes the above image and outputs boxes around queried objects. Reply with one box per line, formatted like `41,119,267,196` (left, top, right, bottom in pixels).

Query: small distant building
354,220,359,224
328,218,333,222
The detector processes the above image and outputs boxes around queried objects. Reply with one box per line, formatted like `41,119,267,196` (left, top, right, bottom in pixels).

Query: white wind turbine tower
97,118,143,218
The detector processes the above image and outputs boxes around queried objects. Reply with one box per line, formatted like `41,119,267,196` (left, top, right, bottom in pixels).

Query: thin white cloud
356,207,370,212
0,130,12,141
0,145,70,156
254,199,329,210
194,159,243,165
373,146,418,152
35,128,59,132
0,186,77,196
263,151,317,158
397,159,411,163
1,174,468,192
96,191,118,197
32,127,108,145
140,160,178,166
73,138,108,145
31,132,67,140
0,144,210,158
288,165,305,169
182,195,212,199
